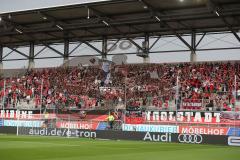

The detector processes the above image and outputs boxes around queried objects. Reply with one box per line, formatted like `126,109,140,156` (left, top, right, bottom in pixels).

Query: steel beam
38,12,104,55
140,0,194,51
149,36,161,50
7,47,29,58
220,16,240,43
190,32,197,62
69,42,82,55
2,48,16,59
83,41,103,54
144,34,150,54
0,45,3,69
64,39,70,58
1,17,35,41
107,39,121,52
29,42,35,59
208,1,240,43
127,38,144,52
2,45,240,62
142,33,150,62
102,37,107,59
34,46,47,58
28,42,35,69
88,6,145,51
196,33,206,48
191,32,196,51
63,39,70,66
43,43,64,56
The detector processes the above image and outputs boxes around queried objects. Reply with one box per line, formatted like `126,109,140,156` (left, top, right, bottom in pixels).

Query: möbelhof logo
143,132,172,142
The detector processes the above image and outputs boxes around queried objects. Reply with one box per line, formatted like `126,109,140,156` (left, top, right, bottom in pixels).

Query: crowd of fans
0,61,240,111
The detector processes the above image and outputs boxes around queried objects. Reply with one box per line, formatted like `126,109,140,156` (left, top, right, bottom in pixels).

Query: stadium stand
1,61,240,112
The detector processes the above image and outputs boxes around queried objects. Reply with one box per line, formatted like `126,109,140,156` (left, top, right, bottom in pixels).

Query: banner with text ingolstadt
126,111,240,126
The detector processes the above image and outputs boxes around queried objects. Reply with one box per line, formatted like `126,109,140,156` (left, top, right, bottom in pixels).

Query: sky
0,0,240,69
0,0,108,14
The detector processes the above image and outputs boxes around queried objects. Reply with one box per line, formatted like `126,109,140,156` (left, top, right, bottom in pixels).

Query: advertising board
17,127,229,145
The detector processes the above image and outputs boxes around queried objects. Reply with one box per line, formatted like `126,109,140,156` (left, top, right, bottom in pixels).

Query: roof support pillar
63,39,70,67
28,42,35,69
143,34,150,63
190,32,197,62
102,37,107,60
190,50,197,62
0,45,3,70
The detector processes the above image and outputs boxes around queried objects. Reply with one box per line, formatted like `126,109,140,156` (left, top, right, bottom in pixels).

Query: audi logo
178,134,203,144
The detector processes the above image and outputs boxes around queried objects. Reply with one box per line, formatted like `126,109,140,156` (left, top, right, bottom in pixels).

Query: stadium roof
0,0,240,47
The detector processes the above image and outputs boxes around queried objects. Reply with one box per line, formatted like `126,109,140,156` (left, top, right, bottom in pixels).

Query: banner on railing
0,119,3,127
122,123,237,135
122,124,178,133
27,128,97,138
0,109,58,120
227,128,240,136
179,126,228,135
0,110,34,119
56,121,99,130
228,136,240,146
182,99,202,109
126,111,240,125
3,120,44,127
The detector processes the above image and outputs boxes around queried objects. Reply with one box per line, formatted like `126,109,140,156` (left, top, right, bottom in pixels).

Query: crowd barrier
1,126,240,146
0,127,17,134
0,127,234,146
1,117,240,136
122,124,240,136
